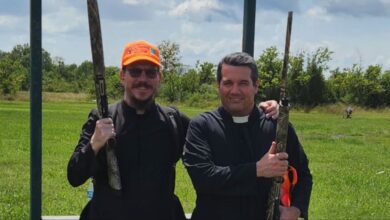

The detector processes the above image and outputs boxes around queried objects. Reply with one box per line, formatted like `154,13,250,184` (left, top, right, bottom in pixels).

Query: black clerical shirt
183,106,312,220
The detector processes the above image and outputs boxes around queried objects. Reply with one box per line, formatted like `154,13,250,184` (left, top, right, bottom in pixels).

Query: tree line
1,42,389,108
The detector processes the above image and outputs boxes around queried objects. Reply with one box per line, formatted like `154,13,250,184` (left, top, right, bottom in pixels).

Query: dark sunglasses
124,68,159,79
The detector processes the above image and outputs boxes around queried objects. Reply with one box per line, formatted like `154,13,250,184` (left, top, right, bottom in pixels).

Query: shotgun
266,11,293,220
87,0,122,193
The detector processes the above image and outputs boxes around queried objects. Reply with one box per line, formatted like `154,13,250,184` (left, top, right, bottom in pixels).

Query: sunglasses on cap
124,67,159,79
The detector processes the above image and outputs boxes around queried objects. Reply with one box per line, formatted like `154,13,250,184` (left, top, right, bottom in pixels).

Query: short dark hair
216,52,258,85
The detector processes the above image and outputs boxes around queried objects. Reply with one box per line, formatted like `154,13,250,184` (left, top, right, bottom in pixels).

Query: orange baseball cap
121,40,161,67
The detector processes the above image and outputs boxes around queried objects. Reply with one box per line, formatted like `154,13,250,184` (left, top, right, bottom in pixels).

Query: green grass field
0,100,389,219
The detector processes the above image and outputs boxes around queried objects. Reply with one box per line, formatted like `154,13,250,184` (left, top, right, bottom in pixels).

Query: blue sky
1,0,390,75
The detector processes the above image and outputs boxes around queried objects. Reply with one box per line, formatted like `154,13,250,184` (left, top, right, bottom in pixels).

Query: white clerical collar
232,115,249,123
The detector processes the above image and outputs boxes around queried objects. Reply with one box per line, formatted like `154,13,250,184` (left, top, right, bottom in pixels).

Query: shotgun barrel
87,0,122,193
266,11,293,220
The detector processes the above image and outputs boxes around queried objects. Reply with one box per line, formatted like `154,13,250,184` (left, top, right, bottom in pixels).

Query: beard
129,81,157,110
130,95,154,110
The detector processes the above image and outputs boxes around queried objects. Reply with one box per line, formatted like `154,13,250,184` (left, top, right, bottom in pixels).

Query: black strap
159,105,183,163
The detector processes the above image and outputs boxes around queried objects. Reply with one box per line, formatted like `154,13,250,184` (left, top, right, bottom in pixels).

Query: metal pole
30,0,42,219
242,0,256,56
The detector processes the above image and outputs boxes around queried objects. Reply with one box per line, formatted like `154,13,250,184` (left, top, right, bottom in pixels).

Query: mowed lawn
0,101,389,219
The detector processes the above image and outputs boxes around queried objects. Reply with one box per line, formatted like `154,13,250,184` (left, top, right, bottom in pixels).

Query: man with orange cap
67,40,279,219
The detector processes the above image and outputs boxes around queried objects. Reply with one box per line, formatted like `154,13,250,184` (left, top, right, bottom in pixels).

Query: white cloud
123,0,141,5
0,15,21,28
372,55,387,66
257,10,284,25
177,37,241,66
180,22,198,35
294,40,335,56
305,6,333,22
180,38,210,55
259,0,300,13
222,23,242,32
43,0,78,12
168,0,236,22
2,0,389,72
253,10,289,51
385,58,390,70
362,54,390,70
207,38,241,55
43,6,85,34
122,0,169,6
323,0,390,17
169,0,220,17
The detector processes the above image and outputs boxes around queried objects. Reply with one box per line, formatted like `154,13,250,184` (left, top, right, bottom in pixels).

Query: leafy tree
283,48,332,106
3,41,390,108
186,83,218,107
9,44,30,70
256,46,282,101
288,52,308,105
49,56,63,80
75,61,94,93
381,70,390,106
9,44,53,90
105,66,122,100
42,69,57,92
362,65,384,107
305,47,332,105
157,40,189,102
76,61,93,78
344,64,366,104
160,72,182,102
0,50,6,59
158,40,182,75
83,65,122,101
64,64,78,82
196,61,215,84
9,44,30,90
365,65,381,81
0,54,26,97
43,57,66,92
337,64,386,107
327,68,348,101
181,68,200,96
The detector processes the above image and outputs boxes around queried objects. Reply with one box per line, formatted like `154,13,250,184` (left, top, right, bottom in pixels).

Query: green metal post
30,0,42,219
242,0,256,56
